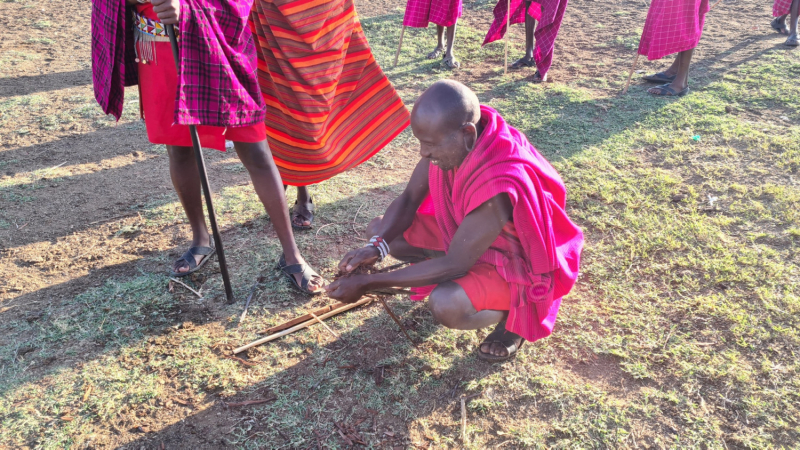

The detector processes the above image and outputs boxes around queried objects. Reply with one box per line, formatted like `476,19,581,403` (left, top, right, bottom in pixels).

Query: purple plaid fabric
91,0,137,120
91,0,265,127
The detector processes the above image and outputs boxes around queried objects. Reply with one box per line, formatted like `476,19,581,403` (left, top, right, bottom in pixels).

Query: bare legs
168,141,320,290
788,0,800,46
365,216,514,356
648,49,693,96
511,7,536,69
428,23,460,68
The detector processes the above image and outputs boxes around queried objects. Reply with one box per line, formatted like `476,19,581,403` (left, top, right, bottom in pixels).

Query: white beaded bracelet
367,235,390,261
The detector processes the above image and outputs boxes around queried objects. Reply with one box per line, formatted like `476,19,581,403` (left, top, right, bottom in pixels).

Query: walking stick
621,53,640,95
504,0,511,75
165,24,235,304
394,25,406,67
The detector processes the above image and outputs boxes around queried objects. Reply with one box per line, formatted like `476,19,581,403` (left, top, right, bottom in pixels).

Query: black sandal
276,254,324,295
291,198,315,230
648,83,689,97
510,57,535,70
476,320,525,363
169,246,216,278
772,17,789,35
530,70,547,83
642,71,676,83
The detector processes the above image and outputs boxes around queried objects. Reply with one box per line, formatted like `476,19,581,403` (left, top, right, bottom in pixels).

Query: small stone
132,151,141,157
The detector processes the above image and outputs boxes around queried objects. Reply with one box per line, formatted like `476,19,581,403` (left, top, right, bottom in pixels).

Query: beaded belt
133,11,177,64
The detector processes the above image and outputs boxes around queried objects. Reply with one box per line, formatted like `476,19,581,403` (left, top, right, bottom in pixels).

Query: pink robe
428,105,584,342
774,0,792,17
637,0,710,60
482,0,568,77
403,0,462,28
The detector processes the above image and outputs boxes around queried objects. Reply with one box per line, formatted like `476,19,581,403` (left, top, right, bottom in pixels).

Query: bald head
412,80,481,132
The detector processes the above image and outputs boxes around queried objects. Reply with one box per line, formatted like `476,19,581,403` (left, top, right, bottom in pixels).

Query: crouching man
326,80,583,362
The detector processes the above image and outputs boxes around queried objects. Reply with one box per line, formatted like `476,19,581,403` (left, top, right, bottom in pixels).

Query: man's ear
461,122,478,151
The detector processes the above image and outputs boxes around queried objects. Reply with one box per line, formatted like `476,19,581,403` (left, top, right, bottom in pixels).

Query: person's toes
492,342,508,357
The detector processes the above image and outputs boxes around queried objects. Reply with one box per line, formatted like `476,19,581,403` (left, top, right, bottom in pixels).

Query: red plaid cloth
637,0,710,61
91,0,137,120
774,0,792,16
403,0,462,28
482,0,568,77
91,0,265,127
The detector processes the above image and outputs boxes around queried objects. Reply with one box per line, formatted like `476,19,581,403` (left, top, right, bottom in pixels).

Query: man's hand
338,246,380,273
151,0,180,24
325,275,369,303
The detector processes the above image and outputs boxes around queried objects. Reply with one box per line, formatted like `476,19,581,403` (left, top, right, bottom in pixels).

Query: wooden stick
234,298,372,354
375,296,417,347
621,53,640,95
239,279,259,324
394,26,406,67
258,302,350,335
460,397,467,442
310,312,340,339
169,278,203,299
504,0,511,75
709,0,723,11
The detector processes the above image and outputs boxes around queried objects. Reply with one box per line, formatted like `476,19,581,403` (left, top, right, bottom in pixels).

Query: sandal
642,71,676,83
476,320,525,363
442,54,460,69
277,254,324,295
427,48,444,59
169,246,216,278
510,56,535,70
785,34,799,47
648,83,689,97
530,70,547,83
291,198,315,230
772,17,789,35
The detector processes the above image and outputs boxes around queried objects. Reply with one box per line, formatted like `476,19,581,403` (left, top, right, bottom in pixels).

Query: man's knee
167,145,194,162
428,283,469,329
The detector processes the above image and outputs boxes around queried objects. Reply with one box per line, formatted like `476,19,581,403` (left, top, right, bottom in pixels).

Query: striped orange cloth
250,0,410,186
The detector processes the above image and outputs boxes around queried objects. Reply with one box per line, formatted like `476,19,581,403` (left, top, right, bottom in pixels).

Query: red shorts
403,211,511,311
137,41,266,151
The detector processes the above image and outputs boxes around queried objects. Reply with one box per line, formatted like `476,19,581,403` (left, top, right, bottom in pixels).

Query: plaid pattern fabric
774,0,792,16
482,0,568,77
174,0,265,127
637,0,710,61
403,0,462,28
91,0,138,120
91,0,265,127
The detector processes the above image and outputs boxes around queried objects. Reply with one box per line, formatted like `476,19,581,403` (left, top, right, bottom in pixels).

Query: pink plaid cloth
773,0,792,16
637,0,710,61
482,0,569,77
403,0,462,28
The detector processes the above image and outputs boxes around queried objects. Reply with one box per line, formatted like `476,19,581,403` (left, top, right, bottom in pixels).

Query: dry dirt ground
2,0,798,448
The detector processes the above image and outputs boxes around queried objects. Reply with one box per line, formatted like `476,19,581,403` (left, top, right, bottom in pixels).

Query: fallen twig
460,397,467,443
258,302,350,335
169,278,203,299
221,397,277,408
234,298,372,354
224,355,258,367
239,278,260,324
373,295,417,348
310,312,340,339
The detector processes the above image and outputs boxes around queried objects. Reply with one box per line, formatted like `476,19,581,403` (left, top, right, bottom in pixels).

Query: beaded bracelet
367,236,390,261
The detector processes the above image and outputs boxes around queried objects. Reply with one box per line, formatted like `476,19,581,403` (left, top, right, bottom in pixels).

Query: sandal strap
188,246,215,256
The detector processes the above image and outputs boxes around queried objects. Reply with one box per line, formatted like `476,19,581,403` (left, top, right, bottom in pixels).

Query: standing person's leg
167,145,214,275
428,25,446,59
235,141,324,293
772,14,789,35
291,185,315,230
786,0,800,46
511,2,536,69
648,49,692,96
442,21,460,68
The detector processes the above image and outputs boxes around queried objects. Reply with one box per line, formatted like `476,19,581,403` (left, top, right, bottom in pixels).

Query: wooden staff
504,0,511,75
621,53,640,95
394,26,406,67
234,298,372,354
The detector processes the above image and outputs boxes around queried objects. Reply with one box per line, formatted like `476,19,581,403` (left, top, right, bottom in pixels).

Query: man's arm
337,158,430,272
327,192,513,302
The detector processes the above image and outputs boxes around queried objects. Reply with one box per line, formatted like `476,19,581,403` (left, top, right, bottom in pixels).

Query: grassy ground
2,5,800,450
